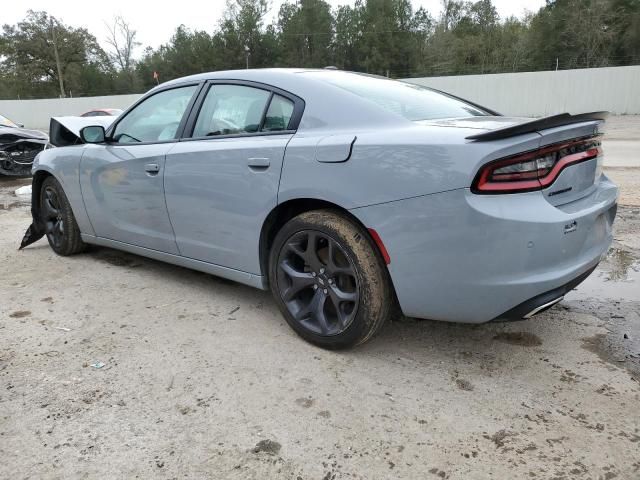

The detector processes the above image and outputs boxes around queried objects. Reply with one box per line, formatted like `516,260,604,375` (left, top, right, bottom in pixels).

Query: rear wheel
40,176,87,256
269,209,392,349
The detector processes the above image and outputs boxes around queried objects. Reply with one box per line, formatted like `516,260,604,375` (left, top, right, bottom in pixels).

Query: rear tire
269,209,392,349
40,176,87,256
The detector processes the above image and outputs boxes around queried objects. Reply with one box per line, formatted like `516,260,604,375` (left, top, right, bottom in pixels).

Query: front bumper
0,143,45,176
351,177,618,323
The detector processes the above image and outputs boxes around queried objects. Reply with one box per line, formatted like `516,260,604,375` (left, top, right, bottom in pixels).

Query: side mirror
80,125,106,144
17,123,25,128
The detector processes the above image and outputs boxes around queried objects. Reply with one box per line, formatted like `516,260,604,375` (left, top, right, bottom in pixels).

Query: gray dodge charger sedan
21,69,618,349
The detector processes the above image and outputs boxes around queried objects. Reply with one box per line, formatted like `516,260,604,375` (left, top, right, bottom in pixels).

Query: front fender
31,146,94,237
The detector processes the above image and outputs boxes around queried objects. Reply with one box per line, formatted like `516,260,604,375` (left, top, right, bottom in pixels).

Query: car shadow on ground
53,243,573,368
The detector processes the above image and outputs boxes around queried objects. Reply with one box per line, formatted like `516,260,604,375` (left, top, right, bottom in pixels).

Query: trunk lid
419,113,605,206
415,116,531,131
537,120,604,207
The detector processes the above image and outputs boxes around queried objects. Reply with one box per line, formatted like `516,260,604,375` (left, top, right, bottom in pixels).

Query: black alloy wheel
42,185,65,250
277,229,359,336
39,176,86,256
269,209,393,349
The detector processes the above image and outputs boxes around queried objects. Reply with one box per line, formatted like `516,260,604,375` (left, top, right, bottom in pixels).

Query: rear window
304,72,490,121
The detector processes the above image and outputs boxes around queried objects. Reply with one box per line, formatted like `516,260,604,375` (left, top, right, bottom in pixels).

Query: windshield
304,71,490,121
0,114,18,128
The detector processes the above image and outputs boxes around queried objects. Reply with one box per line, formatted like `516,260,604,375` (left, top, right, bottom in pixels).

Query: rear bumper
492,264,597,321
351,176,618,323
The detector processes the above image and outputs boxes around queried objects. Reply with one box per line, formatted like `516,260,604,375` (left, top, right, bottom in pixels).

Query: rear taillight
472,136,602,194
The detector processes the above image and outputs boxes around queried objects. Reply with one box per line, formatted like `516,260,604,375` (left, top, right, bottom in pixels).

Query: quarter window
263,95,294,132
112,85,197,144
193,85,271,138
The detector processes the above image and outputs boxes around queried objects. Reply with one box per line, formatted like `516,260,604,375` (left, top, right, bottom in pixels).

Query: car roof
155,68,403,132
161,68,325,87
156,68,388,97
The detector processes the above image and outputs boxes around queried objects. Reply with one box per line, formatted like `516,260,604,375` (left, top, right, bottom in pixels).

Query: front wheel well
31,170,53,218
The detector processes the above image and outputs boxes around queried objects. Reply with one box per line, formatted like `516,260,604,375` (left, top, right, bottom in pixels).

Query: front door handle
247,157,270,170
144,163,160,175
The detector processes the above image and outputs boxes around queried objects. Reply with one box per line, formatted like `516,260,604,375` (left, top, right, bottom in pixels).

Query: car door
164,82,302,274
80,84,200,253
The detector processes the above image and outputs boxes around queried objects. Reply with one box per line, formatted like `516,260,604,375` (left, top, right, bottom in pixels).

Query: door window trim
105,82,205,146
181,79,305,142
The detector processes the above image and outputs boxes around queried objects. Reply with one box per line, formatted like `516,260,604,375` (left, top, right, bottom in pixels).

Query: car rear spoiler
466,111,608,141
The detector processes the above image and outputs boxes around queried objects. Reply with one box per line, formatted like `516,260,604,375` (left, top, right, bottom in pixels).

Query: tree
136,26,222,89
216,0,272,69
440,0,466,31
527,0,619,69
610,0,640,64
0,10,112,98
345,0,426,76
105,16,140,89
334,2,365,70
2,0,640,99
278,0,334,67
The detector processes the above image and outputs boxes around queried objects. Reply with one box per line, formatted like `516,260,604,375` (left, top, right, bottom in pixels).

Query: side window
193,85,270,137
113,85,197,144
263,95,294,132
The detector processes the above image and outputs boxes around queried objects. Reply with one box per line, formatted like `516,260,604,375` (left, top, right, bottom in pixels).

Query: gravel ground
603,115,640,141
1,159,639,478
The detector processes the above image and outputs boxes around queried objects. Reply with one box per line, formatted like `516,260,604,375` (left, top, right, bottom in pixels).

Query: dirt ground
1,136,639,478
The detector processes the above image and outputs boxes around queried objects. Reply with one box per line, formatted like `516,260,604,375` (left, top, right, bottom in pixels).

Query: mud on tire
269,209,393,349
40,176,87,256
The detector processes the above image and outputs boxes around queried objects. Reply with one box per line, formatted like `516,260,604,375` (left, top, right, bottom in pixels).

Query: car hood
0,125,49,143
50,116,116,147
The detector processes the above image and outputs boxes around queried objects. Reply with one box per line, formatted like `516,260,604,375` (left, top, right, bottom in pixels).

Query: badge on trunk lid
564,221,578,234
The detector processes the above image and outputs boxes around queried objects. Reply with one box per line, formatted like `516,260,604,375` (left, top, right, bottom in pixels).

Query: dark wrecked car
0,114,48,176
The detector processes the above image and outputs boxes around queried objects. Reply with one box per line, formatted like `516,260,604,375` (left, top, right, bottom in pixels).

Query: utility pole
50,19,65,98
245,45,250,69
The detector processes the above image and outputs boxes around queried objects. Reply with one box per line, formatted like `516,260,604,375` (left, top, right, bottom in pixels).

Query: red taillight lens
472,137,602,194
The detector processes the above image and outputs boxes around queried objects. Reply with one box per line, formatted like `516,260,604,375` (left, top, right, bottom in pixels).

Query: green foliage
0,10,112,98
278,0,334,67
1,0,639,99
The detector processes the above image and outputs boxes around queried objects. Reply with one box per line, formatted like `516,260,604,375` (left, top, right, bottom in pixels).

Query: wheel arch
30,168,94,238
259,198,394,292
30,169,55,227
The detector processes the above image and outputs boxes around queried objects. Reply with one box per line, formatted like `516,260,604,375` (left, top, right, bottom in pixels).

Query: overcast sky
5,0,545,54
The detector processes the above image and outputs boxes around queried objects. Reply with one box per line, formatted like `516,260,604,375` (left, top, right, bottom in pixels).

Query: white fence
405,66,640,117
0,94,142,130
1,66,639,130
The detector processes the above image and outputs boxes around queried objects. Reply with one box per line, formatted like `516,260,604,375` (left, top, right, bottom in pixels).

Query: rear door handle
247,157,270,170
144,163,160,174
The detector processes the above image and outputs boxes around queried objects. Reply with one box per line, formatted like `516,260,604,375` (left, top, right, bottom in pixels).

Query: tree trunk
50,21,65,98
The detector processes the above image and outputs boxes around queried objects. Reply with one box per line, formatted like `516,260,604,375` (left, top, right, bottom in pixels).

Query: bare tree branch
105,16,140,73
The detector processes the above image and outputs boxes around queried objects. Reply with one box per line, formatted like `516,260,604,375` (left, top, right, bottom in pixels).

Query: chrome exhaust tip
523,296,564,319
